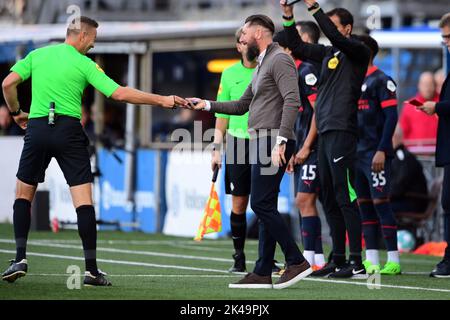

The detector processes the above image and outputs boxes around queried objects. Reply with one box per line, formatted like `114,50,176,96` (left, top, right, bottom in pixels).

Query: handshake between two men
167,97,207,111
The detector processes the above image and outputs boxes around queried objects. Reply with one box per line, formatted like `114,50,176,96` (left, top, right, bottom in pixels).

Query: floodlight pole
125,53,137,230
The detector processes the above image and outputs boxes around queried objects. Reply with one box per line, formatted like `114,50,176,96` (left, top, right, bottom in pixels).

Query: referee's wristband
204,100,212,111
9,108,21,117
283,19,295,27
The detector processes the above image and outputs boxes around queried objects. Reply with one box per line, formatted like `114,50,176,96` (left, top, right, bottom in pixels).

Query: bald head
418,71,436,100
66,16,98,37
65,16,98,55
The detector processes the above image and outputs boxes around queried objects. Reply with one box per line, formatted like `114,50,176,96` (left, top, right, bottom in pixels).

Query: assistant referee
1,16,187,286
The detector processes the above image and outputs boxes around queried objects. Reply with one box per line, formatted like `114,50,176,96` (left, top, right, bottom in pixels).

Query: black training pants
317,131,362,259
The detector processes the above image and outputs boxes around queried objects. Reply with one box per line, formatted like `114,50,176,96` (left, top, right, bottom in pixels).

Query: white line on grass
166,242,260,254
0,238,258,246
305,277,450,293
0,239,440,268
1,249,450,294
0,238,261,254
0,249,230,274
1,239,439,263
26,274,240,278
0,239,246,264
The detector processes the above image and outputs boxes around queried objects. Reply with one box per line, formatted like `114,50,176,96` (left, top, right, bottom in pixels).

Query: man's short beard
246,40,260,62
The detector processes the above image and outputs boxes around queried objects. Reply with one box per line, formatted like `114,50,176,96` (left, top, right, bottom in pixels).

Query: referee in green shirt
212,27,257,273
1,16,187,286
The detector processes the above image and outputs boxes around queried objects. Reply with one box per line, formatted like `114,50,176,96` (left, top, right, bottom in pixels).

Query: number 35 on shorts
371,171,386,187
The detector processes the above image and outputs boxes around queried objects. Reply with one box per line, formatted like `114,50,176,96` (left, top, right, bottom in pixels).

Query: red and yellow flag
194,180,222,241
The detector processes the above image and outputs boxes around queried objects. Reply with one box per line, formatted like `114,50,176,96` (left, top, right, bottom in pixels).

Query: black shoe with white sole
84,271,112,287
430,259,450,278
310,261,339,278
329,261,368,279
2,259,28,283
229,252,246,273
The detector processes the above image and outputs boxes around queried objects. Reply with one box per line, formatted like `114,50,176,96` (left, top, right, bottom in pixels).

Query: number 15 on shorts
302,165,317,180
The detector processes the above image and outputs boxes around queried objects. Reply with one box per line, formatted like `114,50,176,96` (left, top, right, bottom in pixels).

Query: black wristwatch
9,108,21,117
307,2,320,11
282,15,294,20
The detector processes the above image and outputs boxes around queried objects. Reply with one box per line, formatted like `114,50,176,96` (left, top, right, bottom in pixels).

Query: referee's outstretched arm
0,15,190,287
2,15,189,125
110,86,188,109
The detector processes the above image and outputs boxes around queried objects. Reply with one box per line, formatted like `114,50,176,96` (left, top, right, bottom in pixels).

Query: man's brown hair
439,13,450,28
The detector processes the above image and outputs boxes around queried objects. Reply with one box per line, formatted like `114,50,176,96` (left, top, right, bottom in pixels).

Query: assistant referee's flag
194,167,222,241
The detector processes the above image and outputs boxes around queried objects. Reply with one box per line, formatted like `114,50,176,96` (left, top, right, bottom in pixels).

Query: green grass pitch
0,223,449,300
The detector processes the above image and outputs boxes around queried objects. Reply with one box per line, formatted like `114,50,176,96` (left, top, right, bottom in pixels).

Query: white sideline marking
1,249,450,294
0,239,440,259
0,239,250,264
27,274,239,278
167,242,259,254
0,238,260,256
0,249,230,274
305,277,450,293
0,238,258,246
402,272,430,275
0,239,437,267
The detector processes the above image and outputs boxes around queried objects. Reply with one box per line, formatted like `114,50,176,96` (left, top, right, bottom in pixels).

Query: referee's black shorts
224,134,251,196
16,116,94,187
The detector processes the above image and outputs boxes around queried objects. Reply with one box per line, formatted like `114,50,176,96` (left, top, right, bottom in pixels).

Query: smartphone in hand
406,98,423,107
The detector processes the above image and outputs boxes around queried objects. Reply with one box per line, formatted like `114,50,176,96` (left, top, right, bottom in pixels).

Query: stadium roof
0,22,444,64
0,20,242,45
371,28,443,49
1,21,444,49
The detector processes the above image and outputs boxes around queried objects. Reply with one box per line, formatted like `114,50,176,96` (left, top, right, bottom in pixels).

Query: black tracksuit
285,8,371,263
435,70,450,259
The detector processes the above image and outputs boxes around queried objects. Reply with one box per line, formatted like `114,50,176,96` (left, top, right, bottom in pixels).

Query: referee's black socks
13,199,32,262
76,205,98,275
230,212,246,254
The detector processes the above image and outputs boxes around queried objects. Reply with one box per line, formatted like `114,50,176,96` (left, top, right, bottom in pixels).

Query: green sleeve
10,51,33,81
215,71,230,119
85,59,120,98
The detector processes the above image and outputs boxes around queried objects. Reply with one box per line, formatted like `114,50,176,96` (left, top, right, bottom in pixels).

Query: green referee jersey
216,61,255,139
11,43,120,120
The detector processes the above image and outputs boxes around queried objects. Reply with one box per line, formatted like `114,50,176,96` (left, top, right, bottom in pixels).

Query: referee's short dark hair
245,14,275,35
327,8,354,28
357,34,379,59
67,16,99,36
296,21,321,44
